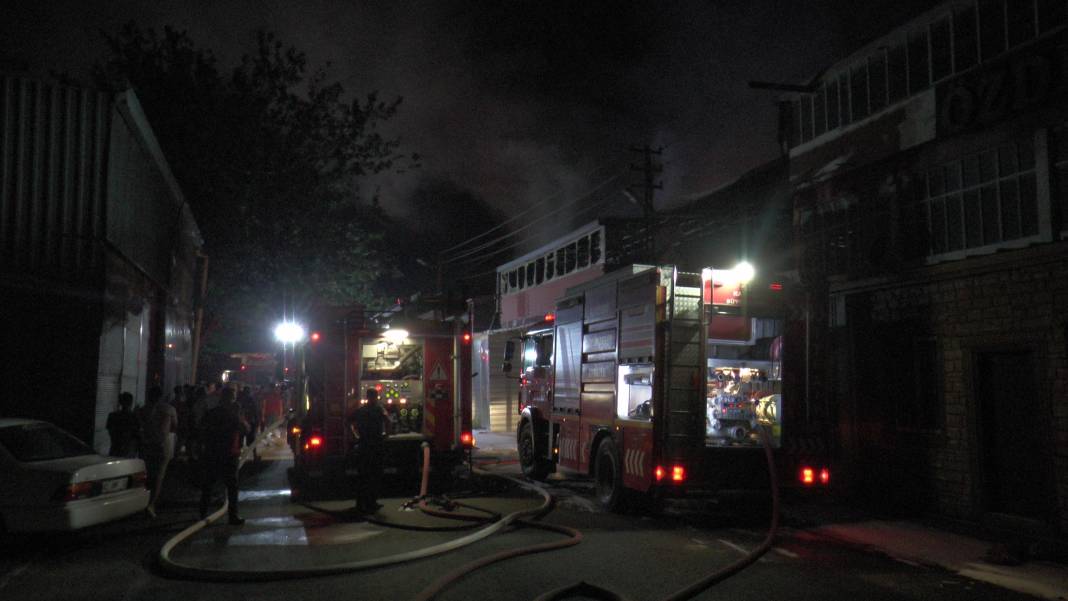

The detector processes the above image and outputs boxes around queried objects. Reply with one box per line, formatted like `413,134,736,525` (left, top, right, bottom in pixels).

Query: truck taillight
800,466,830,486
304,435,323,450
671,465,686,482
655,465,685,483
460,431,474,447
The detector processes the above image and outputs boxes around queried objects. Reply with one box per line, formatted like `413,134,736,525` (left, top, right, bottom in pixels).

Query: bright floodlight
383,326,409,342
733,261,755,284
274,321,306,344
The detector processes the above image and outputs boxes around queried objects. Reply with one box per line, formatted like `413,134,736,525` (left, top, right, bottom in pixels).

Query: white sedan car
0,418,150,532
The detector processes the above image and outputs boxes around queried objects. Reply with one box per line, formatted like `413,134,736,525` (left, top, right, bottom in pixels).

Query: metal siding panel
76,88,91,271
581,360,615,383
1,78,13,260
91,91,107,272
45,85,60,269
14,80,30,266
553,321,582,410
582,329,616,354
60,87,76,272
584,282,616,323
29,81,43,270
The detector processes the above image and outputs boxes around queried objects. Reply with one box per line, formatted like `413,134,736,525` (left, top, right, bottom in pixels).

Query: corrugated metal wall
106,93,184,287
1,76,111,282
1,77,203,447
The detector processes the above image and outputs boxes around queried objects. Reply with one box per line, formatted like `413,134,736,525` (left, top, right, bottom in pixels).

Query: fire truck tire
518,421,551,481
594,438,624,512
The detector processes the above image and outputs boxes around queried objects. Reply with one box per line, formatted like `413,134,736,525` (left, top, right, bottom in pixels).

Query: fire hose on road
157,421,778,601
157,425,579,582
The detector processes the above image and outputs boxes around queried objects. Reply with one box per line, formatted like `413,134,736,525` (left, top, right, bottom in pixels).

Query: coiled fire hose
157,424,577,582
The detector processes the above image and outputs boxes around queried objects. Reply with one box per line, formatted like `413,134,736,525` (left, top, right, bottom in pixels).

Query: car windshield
0,423,96,462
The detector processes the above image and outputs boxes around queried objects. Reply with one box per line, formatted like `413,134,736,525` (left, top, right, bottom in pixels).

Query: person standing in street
199,388,249,525
141,385,178,517
106,392,140,457
348,387,389,514
237,386,260,460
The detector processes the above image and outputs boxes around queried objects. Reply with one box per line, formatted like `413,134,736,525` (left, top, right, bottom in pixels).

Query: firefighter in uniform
349,387,389,514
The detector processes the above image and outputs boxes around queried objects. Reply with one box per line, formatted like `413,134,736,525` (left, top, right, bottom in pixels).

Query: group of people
105,381,285,524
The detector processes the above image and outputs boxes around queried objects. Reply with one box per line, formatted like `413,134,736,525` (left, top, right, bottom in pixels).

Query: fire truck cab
513,264,829,510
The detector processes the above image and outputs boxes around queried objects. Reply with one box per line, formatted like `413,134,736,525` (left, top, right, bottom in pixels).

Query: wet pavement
1,428,1065,600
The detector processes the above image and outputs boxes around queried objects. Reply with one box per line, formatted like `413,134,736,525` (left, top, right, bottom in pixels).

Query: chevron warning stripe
559,437,578,462
624,448,645,477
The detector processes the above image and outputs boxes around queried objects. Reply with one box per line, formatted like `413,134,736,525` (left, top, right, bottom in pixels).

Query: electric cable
441,163,616,255
442,172,624,264
449,178,637,271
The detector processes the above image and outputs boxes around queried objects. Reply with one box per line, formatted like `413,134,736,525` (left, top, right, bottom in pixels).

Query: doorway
977,350,1053,521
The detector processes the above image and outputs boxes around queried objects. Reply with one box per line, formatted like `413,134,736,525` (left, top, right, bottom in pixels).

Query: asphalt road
0,443,1044,601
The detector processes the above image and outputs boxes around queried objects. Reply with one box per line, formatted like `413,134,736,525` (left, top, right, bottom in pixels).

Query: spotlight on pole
274,321,306,344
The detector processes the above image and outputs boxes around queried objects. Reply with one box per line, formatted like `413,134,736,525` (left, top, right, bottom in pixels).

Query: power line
441,171,625,264
440,163,616,256
449,180,630,269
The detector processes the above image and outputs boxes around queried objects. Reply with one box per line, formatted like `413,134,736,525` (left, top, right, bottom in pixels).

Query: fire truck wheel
518,421,551,480
594,438,624,512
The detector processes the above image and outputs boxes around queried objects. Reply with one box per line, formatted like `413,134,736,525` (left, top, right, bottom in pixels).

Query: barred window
887,43,908,104
826,79,841,130
868,51,887,113
850,63,869,122
916,138,1038,257
1051,124,1068,235
930,17,953,82
576,236,590,268
590,230,602,264
954,5,979,72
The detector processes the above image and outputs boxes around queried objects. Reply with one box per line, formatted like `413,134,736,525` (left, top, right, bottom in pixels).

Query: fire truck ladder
662,269,706,460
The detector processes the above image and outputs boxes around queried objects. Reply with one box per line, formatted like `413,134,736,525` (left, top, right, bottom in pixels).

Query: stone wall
858,242,1068,530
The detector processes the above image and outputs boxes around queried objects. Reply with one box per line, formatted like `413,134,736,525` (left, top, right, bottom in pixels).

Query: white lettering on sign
430,362,448,381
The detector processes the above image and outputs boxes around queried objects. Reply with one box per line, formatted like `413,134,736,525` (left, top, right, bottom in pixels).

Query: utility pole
630,144,663,261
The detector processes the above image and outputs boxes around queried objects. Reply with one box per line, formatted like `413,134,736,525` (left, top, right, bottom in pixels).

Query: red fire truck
288,306,474,498
512,264,830,510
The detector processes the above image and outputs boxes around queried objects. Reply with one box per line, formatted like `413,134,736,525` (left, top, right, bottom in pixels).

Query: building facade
1,76,203,452
782,0,1068,533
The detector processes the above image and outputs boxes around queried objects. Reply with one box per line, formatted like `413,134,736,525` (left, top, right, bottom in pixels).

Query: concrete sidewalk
808,520,1068,600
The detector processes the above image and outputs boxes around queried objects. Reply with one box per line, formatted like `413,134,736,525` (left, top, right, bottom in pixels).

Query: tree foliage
93,23,417,351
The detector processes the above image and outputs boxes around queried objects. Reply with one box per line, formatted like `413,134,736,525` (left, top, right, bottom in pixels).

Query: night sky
3,0,940,229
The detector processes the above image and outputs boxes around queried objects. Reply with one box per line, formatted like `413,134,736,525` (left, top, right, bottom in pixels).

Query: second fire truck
289,305,474,498
512,263,830,510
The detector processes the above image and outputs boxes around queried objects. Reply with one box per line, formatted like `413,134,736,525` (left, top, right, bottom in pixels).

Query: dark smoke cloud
3,0,940,225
